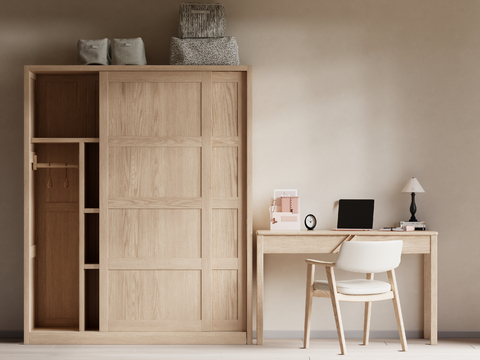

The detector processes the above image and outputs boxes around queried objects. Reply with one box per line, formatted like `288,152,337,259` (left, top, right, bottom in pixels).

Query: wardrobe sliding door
99,71,246,337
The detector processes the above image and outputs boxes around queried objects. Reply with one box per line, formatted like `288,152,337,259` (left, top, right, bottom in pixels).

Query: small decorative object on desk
269,189,300,230
305,214,317,230
400,221,426,231
111,38,147,65
401,177,425,222
381,226,415,231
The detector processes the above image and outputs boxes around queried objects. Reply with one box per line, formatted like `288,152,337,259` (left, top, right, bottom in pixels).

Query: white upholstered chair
303,240,407,355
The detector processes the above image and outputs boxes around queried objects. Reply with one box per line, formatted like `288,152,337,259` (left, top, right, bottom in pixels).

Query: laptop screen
337,199,375,229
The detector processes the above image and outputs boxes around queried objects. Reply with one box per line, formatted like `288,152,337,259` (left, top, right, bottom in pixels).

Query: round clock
305,214,317,230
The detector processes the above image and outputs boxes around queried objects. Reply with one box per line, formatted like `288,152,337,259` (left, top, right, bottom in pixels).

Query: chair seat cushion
314,279,391,295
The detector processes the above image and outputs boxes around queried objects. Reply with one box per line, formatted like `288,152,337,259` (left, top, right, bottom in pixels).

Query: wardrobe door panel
108,209,201,259
108,270,202,331
211,72,246,332
101,71,212,332
108,147,201,198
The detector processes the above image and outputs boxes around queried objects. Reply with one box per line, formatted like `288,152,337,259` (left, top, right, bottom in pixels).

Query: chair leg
304,263,315,349
388,270,408,352
363,273,374,345
326,266,347,355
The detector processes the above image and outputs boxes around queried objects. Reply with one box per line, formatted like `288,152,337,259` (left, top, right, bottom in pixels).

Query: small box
77,38,110,65
178,3,226,39
111,38,147,65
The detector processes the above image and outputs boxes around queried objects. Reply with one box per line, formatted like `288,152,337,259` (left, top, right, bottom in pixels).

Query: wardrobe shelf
31,138,99,144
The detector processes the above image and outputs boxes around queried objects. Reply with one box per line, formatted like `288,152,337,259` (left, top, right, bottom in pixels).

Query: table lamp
401,177,425,222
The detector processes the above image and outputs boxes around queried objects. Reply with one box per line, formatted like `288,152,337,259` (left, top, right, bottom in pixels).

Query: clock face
305,214,317,230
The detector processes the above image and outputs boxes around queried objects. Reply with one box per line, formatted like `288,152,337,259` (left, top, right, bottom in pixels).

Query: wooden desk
256,230,438,345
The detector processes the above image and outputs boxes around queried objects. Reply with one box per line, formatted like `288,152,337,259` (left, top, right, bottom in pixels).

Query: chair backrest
335,240,403,273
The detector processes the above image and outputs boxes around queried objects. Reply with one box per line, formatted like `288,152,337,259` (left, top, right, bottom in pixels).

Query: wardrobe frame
24,65,252,345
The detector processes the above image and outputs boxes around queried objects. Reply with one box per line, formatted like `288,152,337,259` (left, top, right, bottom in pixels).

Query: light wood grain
201,71,213,332
424,234,438,345
24,68,36,344
108,197,202,209
388,269,408,351
108,320,202,332
28,330,247,345
26,65,250,74
99,71,109,332
108,82,201,137
257,230,438,347
108,136,202,147
108,147,201,198
108,209,201,259
245,66,253,345
213,82,238,137
212,147,238,197
108,270,201,322
26,67,252,345
326,266,347,355
303,263,315,349
256,235,264,345
108,258,202,270
212,270,239,321
213,209,238,258
363,273,374,346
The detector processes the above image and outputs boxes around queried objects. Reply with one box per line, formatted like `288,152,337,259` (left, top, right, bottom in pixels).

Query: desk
256,230,438,345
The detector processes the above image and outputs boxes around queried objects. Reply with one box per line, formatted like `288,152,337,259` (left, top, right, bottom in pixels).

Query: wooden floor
1,338,479,359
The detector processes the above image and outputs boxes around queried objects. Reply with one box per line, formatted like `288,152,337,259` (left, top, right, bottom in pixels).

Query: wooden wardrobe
24,66,252,345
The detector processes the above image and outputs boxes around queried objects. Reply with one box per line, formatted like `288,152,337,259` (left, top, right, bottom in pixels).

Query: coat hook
64,162,69,188
47,163,53,188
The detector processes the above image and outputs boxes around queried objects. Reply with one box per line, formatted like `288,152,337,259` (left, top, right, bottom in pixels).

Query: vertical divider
236,73,246,331
201,71,213,331
99,72,109,332
79,141,85,331
246,66,253,345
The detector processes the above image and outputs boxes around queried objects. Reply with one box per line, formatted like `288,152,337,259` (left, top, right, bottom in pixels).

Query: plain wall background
1,0,480,335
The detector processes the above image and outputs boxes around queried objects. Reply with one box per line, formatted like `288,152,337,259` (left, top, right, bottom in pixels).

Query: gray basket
170,37,239,65
77,38,110,65
111,38,147,65
178,3,226,39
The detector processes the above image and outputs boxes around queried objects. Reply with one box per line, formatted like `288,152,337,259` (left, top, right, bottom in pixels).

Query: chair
303,240,407,355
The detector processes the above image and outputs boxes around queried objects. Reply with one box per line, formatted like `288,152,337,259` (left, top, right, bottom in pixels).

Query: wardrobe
24,66,252,345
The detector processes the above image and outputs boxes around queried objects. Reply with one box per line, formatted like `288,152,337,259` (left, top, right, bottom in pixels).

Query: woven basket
178,3,226,38
170,36,239,65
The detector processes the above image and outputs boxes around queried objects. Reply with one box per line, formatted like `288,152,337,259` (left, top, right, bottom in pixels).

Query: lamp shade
401,177,425,193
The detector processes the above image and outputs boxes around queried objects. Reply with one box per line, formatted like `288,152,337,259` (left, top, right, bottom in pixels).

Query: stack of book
400,221,426,231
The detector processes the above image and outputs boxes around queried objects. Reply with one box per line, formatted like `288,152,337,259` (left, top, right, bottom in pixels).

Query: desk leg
256,235,264,345
424,235,438,345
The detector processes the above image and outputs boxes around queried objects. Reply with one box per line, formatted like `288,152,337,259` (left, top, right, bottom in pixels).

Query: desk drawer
261,235,431,254
356,235,431,254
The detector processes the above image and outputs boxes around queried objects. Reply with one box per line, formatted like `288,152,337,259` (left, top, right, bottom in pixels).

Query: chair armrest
305,259,336,267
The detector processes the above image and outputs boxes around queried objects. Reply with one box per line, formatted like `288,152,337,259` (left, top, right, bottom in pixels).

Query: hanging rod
32,155,78,170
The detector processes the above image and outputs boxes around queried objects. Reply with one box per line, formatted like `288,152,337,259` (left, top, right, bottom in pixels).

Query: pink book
281,197,291,212
290,197,299,214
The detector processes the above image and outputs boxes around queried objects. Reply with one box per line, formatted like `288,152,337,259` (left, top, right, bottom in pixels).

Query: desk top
257,230,438,236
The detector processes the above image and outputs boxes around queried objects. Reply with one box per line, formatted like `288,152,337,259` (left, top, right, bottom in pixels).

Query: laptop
335,199,375,230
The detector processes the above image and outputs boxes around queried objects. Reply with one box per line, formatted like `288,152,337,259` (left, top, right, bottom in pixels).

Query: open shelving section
25,72,100,334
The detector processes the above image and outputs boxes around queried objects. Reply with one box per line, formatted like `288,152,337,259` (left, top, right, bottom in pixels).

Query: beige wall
1,0,479,335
